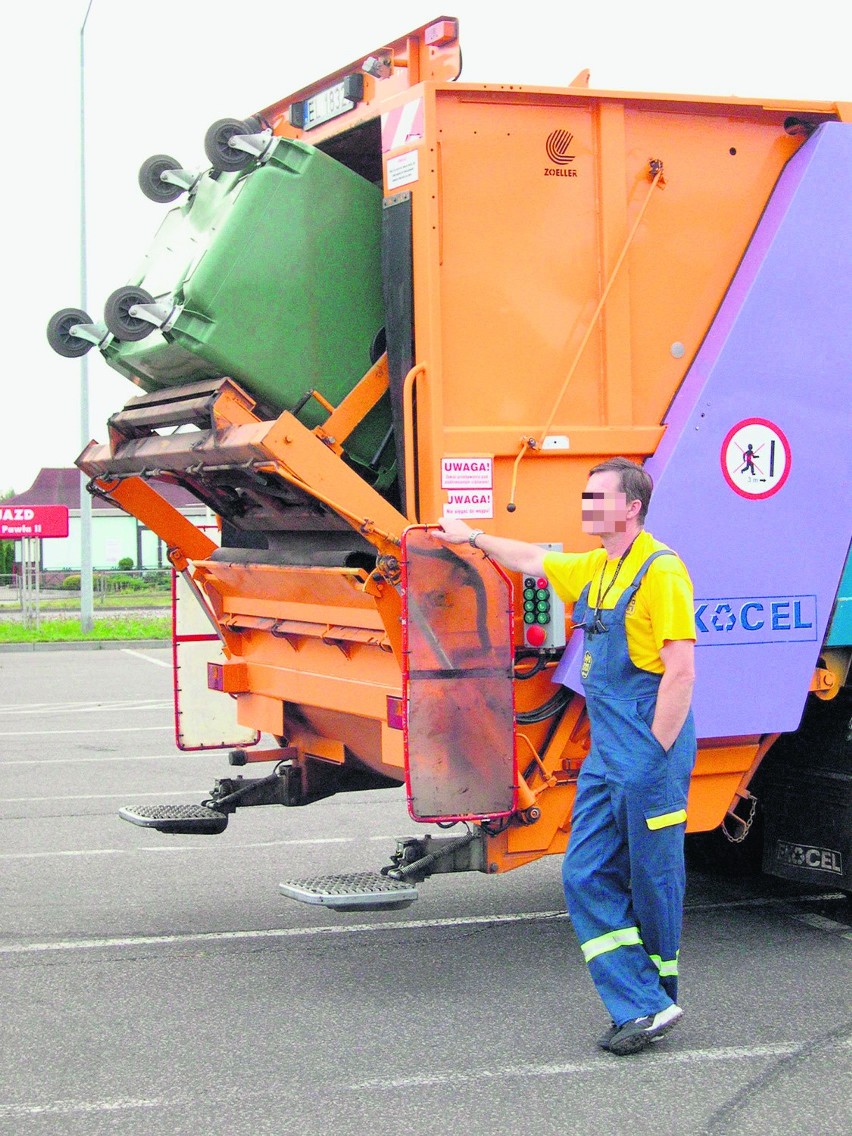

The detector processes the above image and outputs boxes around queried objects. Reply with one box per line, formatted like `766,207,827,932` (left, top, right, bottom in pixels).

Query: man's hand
430,517,474,545
652,639,696,752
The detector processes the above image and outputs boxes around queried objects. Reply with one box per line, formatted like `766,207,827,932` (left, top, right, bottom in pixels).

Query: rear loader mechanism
47,17,852,904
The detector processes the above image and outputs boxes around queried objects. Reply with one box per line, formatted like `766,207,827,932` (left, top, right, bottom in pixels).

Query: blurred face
581,470,638,536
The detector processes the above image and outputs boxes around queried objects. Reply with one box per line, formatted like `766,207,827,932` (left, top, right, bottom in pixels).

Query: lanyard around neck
592,537,637,622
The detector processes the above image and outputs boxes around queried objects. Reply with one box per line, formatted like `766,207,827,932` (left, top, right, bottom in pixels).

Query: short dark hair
588,456,653,522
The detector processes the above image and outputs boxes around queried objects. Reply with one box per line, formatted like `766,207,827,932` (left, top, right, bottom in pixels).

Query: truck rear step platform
118,803,229,835
279,872,418,911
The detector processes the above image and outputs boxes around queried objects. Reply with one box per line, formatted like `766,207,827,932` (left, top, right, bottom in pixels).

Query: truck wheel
46,308,95,358
204,118,253,172
685,804,765,877
104,287,157,342
138,154,185,203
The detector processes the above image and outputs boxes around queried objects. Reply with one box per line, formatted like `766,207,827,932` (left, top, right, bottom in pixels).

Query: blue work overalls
562,551,697,1026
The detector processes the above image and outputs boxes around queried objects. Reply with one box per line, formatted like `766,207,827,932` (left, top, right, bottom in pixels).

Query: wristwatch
468,529,485,548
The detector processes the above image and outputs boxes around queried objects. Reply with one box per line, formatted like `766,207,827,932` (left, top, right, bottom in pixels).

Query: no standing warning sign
721,418,791,500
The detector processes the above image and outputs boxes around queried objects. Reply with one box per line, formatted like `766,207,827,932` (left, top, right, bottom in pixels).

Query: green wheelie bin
54,135,391,485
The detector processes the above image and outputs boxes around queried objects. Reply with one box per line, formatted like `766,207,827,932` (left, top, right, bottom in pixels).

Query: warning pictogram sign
721,418,791,500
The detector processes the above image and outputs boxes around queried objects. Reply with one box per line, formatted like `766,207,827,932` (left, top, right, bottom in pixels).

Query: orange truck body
74,17,851,882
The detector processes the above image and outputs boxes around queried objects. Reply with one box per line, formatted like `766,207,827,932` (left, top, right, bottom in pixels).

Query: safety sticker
441,456,493,490
386,150,419,191
381,99,424,153
443,490,493,520
720,418,791,500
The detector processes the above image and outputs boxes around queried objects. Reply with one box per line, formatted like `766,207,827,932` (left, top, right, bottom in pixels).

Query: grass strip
0,616,170,643
0,596,170,613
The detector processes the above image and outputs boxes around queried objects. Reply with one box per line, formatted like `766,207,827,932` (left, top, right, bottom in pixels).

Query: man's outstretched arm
431,517,547,577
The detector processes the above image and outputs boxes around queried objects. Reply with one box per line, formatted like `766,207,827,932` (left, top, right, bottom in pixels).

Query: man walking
432,457,697,1056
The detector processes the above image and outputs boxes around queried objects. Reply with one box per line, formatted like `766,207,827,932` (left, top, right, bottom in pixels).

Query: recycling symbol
711,603,736,632
791,846,806,865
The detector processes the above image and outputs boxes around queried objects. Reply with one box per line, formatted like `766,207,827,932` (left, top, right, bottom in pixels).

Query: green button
524,611,536,624
536,613,549,624
536,589,549,600
524,599,535,611
524,588,535,601
536,600,549,612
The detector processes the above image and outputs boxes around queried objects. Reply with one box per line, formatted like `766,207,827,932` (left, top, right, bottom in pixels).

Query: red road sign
0,505,69,538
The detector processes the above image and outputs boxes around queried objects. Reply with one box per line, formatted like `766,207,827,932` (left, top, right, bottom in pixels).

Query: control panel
521,543,566,650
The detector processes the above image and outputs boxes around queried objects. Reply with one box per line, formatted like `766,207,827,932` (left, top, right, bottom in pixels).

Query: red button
526,625,547,647
536,577,548,590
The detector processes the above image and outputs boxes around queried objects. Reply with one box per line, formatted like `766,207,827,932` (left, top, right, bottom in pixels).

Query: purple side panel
555,123,852,738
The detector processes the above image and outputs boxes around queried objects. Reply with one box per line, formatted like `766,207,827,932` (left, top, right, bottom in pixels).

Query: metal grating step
118,803,229,835
279,871,418,910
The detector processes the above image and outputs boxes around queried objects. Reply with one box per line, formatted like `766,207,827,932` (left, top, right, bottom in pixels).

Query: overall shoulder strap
627,549,676,593
574,580,593,610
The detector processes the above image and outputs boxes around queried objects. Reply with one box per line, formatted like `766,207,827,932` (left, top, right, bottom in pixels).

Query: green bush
118,557,135,571
112,576,146,592
61,572,111,591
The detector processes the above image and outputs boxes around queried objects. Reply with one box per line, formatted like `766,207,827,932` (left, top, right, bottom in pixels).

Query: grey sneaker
597,1022,618,1050
607,1004,683,1056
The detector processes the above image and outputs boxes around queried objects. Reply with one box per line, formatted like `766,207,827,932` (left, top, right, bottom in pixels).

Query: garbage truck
47,16,851,909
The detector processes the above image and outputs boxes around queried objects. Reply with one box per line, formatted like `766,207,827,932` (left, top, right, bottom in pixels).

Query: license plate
303,81,355,131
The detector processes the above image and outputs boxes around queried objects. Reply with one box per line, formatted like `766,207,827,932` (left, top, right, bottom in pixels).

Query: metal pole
35,539,41,632
22,538,34,629
21,538,28,628
79,0,95,632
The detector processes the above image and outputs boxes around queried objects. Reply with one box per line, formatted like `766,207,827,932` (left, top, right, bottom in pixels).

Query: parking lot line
2,789,207,803
1,753,188,765
0,1097,161,1118
347,1042,809,1090
0,837,361,861
0,699,170,716
122,649,171,667
0,725,172,736
1,895,847,956
0,1042,830,1116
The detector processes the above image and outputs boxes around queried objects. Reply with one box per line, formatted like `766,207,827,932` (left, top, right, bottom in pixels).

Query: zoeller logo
546,130,575,164
545,130,578,178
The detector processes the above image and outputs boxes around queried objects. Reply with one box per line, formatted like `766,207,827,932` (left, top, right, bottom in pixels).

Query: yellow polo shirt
542,530,695,674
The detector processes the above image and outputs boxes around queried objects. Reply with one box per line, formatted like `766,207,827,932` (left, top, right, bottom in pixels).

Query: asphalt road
1,647,850,1136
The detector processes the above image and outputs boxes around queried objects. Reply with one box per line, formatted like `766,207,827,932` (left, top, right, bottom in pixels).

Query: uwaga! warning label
441,456,494,519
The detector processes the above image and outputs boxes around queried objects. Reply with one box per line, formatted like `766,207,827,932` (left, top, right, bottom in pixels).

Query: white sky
3,0,850,495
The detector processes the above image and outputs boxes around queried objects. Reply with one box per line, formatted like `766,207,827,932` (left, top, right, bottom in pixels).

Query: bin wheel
46,308,95,358
104,286,157,342
205,117,253,173
241,115,265,135
138,154,184,203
